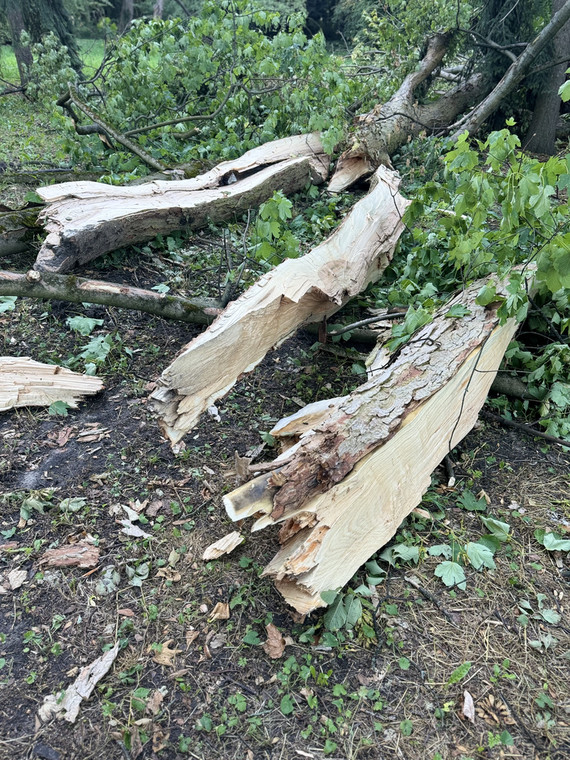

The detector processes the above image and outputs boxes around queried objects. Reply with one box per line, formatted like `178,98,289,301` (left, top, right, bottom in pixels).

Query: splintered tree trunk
150,166,410,445
34,133,327,273
223,274,529,613
329,34,488,191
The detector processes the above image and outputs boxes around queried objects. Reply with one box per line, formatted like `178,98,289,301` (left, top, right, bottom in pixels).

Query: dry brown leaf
118,608,136,617
156,567,182,583
129,726,144,759
146,499,163,517
263,623,286,659
202,531,244,560
47,426,74,447
209,632,227,650
152,726,170,753
153,640,182,667
209,602,230,621
146,689,165,716
185,630,199,648
234,450,253,484
40,543,100,569
476,694,515,726
462,690,475,723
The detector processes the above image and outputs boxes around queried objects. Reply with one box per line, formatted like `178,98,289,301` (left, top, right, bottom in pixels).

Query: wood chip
262,623,286,659
40,543,100,569
202,531,244,560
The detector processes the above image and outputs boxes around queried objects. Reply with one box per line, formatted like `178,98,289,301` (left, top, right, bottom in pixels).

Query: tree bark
34,135,328,272
150,166,409,446
453,0,570,138
119,0,134,32
223,273,530,613
18,0,82,73
0,270,220,325
524,0,570,154
3,0,33,84
329,34,489,191
153,0,164,19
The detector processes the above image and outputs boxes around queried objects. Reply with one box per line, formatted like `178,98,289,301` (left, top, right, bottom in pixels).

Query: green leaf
48,401,70,417
447,661,472,685
457,490,487,512
320,589,339,605
434,561,466,591
399,719,413,736
476,284,499,306
428,544,452,558
66,316,104,336
324,594,347,631
0,296,17,313
445,304,472,318
242,630,261,646
540,608,561,625
398,657,411,670
465,542,496,570
393,545,420,564
58,497,87,513
280,694,295,715
343,595,362,628
541,532,570,552
479,516,511,542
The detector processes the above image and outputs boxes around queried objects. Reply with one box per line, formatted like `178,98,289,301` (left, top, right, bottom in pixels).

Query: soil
1,238,570,760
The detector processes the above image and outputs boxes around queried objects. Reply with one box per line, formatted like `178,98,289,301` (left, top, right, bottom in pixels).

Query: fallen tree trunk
329,34,489,192
34,134,328,273
0,205,42,257
0,357,103,411
150,166,410,445
223,274,528,613
0,270,220,325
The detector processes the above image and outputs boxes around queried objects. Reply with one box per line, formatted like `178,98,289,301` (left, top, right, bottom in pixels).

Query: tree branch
0,270,220,325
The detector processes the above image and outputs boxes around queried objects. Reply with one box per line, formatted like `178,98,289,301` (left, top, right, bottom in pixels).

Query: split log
223,275,527,613
0,357,103,411
34,134,327,273
150,166,410,445
0,270,220,325
328,34,488,192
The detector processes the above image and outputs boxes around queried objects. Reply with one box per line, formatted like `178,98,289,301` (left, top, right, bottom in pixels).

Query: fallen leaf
153,640,182,667
462,690,475,723
156,567,181,583
208,632,227,650
185,630,199,648
118,608,136,617
152,726,170,753
146,689,165,716
202,531,244,560
0,542,19,552
40,543,100,569
209,602,230,621
234,451,252,483
146,499,163,517
129,725,144,759
128,499,148,514
263,623,286,659
8,569,27,589
47,426,74,447
119,520,152,539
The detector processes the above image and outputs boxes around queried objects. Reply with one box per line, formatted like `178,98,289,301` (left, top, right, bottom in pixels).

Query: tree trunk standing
3,0,33,83
119,0,134,32
524,0,570,154
153,0,164,19
14,0,82,73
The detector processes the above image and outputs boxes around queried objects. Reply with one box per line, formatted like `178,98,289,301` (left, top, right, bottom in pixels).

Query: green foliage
23,31,77,103
63,0,367,173
250,191,299,266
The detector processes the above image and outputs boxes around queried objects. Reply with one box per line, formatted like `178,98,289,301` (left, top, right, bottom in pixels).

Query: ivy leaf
280,694,295,715
457,490,487,512
539,532,570,552
393,545,420,564
434,561,466,591
242,630,261,646
428,544,452,558
465,542,496,570
48,401,70,417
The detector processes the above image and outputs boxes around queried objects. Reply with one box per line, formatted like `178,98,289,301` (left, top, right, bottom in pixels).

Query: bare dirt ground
1,213,570,760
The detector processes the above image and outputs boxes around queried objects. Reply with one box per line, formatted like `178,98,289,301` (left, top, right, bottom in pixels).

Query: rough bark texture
34,134,327,273
329,35,489,191
525,0,570,154
150,166,409,445
4,0,33,83
0,270,220,325
223,275,528,613
18,0,82,73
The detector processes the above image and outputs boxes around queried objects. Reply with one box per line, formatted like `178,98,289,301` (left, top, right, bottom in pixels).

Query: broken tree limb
223,274,529,613
328,34,488,191
0,357,103,411
150,165,410,445
0,269,220,325
34,151,327,273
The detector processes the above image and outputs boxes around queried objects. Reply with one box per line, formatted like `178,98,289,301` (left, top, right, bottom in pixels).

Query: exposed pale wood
34,153,327,273
151,166,409,445
0,357,103,411
202,531,244,560
37,132,325,203
223,276,526,613
0,269,219,325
